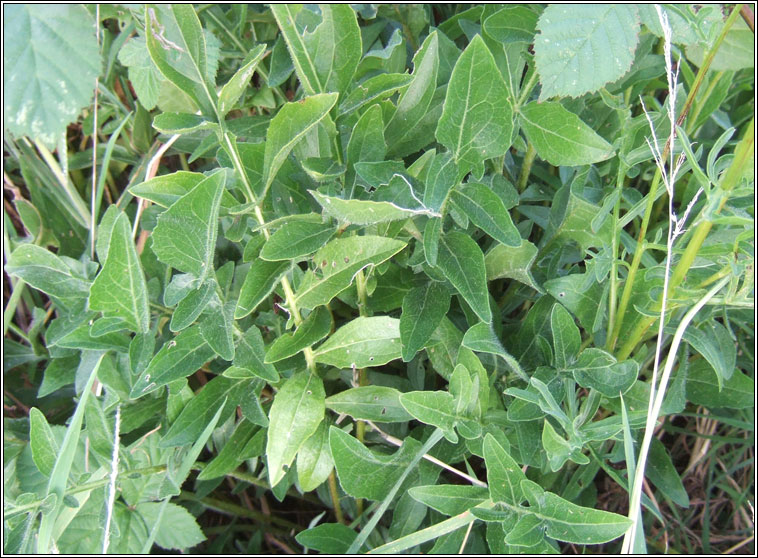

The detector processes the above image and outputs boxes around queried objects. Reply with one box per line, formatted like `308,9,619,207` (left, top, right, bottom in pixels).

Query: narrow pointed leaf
437,232,491,323
30,408,59,478
399,391,458,442
483,433,527,506
409,485,489,516
312,316,401,369
235,260,291,319
550,303,581,370
218,44,266,117
451,183,520,247
400,282,451,362
339,73,413,117
265,306,331,364
572,348,638,397
231,326,279,383
6,245,90,301
325,386,412,423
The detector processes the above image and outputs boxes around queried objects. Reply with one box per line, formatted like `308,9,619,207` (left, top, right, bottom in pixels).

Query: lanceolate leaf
409,485,489,516
6,245,90,302
265,306,331,364
89,212,150,333
260,221,337,262
151,170,225,282
232,326,279,383
217,44,266,118
325,386,412,423
483,433,527,506
572,348,638,398
537,491,632,544
437,232,491,323
339,73,413,117
310,190,436,225
462,322,526,380
295,236,406,309
400,282,451,362
534,4,640,100
436,35,514,179
451,183,520,247
519,102,614,166
399,391,459,443
266,372,325,486
262,93,338,195
235,259,291,319
30,408,59,478
485,240,542,292
312,316,401,369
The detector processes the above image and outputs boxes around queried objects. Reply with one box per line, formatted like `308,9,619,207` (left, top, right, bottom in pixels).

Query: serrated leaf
484,239,542,292
483,433,527,506
400,282,451,362
437,232,491,323
519,102,614,166
29,408,58,478
218,44,266,117
436,35,514,179
296,523,357,554
572,348,638,397
451,183,520,247
385,32,440,158
534,5,640,100
235,259,291,319
6,244,90,302
399,391,458,442
88,212,150,333
329,426,422,500
3,5,101,146
339,73,413,117
325,386,412,423
266,372,325,486
409,485,489,516
296,420,334,492
312,316,401,369
151,170,224,282
271,5,361,97
131,326,215,397
262,93,338,194
295,235,406,309
550,304,581,370
265,306,331,364
137,502,205,551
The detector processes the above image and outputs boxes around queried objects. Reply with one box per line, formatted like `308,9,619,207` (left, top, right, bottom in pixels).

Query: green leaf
199,298,236,361
399,391,458,443
266,372,325,486
437,232,491,323
29,408,58,478
685,359,754,410
129,171,235,209
301,158,346,183
677,320,736,388
345,103,387,190
483,433,527,506
537,491,632,544
550,303,581,370
505,514,545,547
400,282,451,362
436,35,514,179
131,326,216,398
296,420,334,492
424,217,442,266
161,376,245,447
647,438,689,508
271,5,361,96
89,212,150,333
295,235,406,309
151,170,224,282
296,523,357,554
544,272,606,333
144,5,215,115
534,5,640,100
686,18,754,71
519,102,615,166
197,419,258,480
136,502,206,551
542,419,581,472
451,183,520,247
6,245,90,302
409,485,489,516
484,239,542,292
325,386,412,423
310,190,436,226
218,44,266,117
260,220,336,263
483,6,539,44
230,326,279,383
169,280,215,332
572,348,638,398
422,152,458,212
312,316,401,369
339,73,413,117
262,93,338,194
385,32,440,158
151,112,218,135
235,259,291,319
3,5,101,146
265,307,331,364
462,322,526,380
329,426,422,500
118,36,162,110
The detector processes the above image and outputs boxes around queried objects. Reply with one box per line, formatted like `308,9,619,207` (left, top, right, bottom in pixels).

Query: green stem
3,279,26,337
516,142,536,193
516,69,539,108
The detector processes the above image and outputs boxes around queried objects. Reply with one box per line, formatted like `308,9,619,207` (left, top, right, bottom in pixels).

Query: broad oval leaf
3,5,101,146
266,372,325,486
296,523,357,554
534,4,640,100
483,6,539,44
312,316,401,369
436,34,514,179
519,102,614,167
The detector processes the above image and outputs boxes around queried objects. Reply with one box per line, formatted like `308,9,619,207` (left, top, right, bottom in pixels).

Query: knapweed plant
3,4,754,554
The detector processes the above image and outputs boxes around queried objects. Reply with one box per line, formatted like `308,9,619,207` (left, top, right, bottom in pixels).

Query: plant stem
3,279,26,337
328,471,345,524
516,142,536,193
